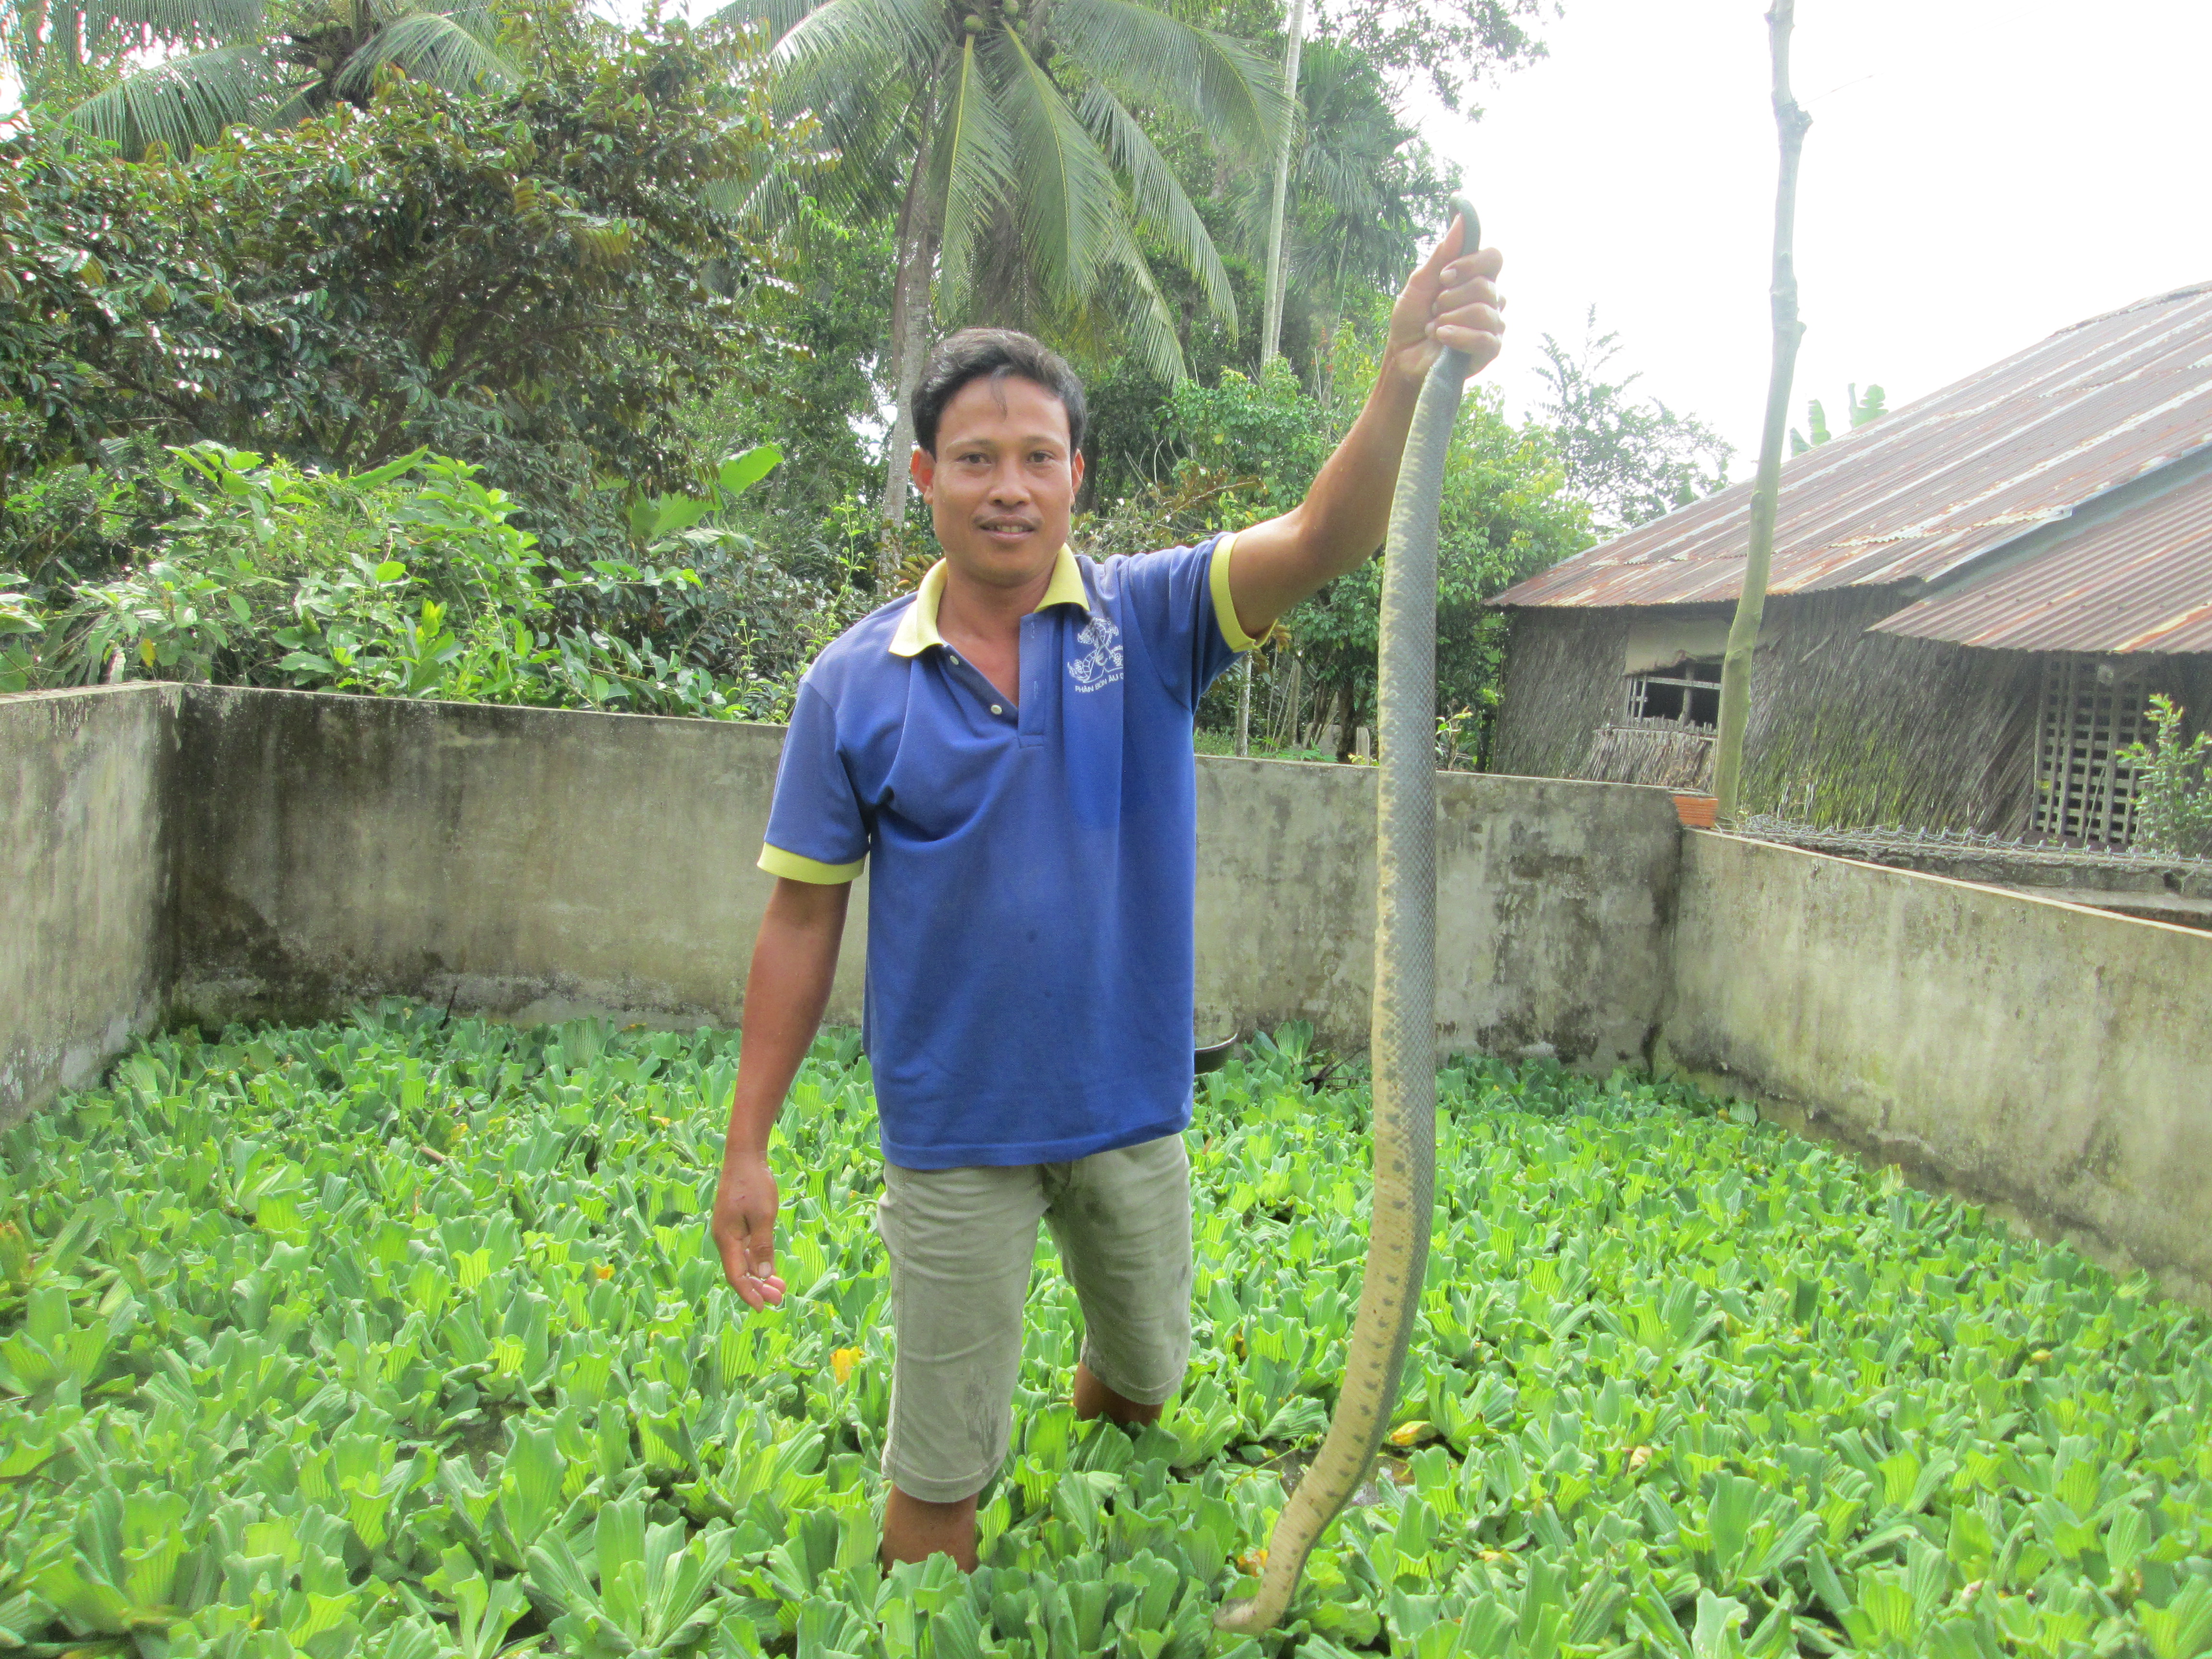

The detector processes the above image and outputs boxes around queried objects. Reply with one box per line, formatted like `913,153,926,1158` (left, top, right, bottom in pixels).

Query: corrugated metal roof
1490,281,2212,611
1872,460,2212,652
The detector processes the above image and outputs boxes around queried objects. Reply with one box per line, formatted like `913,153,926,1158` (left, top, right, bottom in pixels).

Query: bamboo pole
1712,0,1812,820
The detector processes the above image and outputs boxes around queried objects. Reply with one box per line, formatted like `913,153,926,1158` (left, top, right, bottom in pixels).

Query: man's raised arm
711,875,852,1309
1224,214,1506,641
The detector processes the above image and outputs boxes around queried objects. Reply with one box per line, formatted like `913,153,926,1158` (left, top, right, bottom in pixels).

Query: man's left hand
1383,212,1505,389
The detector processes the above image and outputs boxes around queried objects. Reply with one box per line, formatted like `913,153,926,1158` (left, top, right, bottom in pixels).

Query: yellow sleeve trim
1208,531,1263,652
757,844,864,884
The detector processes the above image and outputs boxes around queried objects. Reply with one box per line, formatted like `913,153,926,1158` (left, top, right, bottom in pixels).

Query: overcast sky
1441,0,2212,464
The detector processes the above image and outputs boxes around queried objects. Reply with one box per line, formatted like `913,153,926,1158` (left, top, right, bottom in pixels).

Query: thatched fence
1577,722,1715,791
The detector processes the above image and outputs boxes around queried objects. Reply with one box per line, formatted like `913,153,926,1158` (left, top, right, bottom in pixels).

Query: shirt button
949,653,960,663
990,704,1004,716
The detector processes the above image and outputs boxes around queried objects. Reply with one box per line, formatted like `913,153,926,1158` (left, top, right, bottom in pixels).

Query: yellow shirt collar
889,546,1090,657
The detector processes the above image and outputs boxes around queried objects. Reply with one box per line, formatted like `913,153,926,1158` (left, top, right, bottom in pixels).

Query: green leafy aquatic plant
1,1007,2208,1656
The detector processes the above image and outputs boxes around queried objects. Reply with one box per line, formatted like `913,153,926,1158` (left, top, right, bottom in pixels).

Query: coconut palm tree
1242,38,1448,386
4,0,516,156
715,0,1287,529
1252,41,1443,300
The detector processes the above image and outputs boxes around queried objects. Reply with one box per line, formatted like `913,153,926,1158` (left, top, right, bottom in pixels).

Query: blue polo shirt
758,535,1257,1169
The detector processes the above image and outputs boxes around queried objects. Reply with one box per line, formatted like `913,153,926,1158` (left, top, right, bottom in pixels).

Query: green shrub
2121,695,2212,858
2,443,853,718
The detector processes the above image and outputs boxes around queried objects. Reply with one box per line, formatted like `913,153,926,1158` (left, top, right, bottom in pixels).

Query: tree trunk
1712,0,1811,821
1274,651,1301,748
1236,649,1253,755
1258,0,1306,370
877,99,940,569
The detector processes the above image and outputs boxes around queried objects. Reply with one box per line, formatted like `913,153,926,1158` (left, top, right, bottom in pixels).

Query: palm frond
989,27,1121,311
772,0,944,96
1302,146,1383,221
73,0,263,50
702,0,817,46
335,7,517,97
1075,84,1233,329
1108,245,1186,381
67,41,292,152
928,36,1017,319
773,73,930,224
777,40,902,140
1047,0,1285,162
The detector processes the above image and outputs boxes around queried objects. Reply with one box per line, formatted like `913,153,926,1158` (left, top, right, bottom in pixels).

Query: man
711,213,1503,1571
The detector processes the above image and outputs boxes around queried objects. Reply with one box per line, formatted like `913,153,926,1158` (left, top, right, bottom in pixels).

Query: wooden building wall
1491,591,2211,834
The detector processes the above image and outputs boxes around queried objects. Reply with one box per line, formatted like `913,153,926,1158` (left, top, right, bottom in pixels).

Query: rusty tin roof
1871,457,2212,653
1490,281,2212,614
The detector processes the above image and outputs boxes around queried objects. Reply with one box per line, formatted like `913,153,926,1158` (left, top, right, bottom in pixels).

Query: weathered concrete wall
163,688,1678,1068
169,687,873,1031
1197,760,1680,1064
1661,831,2212,1301
0,685,176,1125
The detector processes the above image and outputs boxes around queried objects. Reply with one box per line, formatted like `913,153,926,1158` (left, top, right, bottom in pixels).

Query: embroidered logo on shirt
1068,614,1124,693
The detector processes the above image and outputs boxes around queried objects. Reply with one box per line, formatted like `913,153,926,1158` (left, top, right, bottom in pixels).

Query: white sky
1438,0,2212,464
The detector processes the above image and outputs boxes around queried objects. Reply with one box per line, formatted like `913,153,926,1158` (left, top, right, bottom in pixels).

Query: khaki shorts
875,1132,1194,1503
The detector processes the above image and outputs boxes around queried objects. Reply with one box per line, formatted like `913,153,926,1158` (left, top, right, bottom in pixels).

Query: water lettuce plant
1,1006,2208,1657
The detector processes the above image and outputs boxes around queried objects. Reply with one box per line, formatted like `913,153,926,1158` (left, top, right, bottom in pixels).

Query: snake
1215,198,1478,1637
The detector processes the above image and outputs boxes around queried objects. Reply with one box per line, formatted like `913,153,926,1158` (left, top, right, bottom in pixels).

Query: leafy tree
0,128,260,497
8,0,519,156
714,0,1290,535
1535,309,1732,535
1281,382,1584,757
1306,0,1546,109
1085,328,1582,761
0,21,797,552
1243,38,1453,387
677,199,900,565
1790,381,1886,454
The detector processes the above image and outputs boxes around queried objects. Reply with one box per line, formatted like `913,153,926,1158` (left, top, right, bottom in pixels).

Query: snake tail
1216,199,1477,1636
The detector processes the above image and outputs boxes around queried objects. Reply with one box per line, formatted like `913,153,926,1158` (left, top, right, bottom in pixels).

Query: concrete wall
166,688,1680,1070
1661,831,2212,1301
0,685,177,1126
1197,759,1679,1064
168,687,873,1032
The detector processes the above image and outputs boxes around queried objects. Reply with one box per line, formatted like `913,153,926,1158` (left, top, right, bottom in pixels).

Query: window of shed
1623,658,1723,728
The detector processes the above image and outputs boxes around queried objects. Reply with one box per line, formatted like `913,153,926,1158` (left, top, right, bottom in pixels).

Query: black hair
912,328,1088,457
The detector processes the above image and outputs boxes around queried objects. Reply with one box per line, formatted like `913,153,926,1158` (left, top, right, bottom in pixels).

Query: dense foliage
1083,339,1585,762
1533,315,1731,537
4,1008,2208,1657
2120,695,2212,858
0,21,793,550
0,0,1729,749
3,0,519,154
0,441,856,715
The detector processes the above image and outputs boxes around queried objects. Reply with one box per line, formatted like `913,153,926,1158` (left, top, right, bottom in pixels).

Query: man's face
912,374,1085,589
